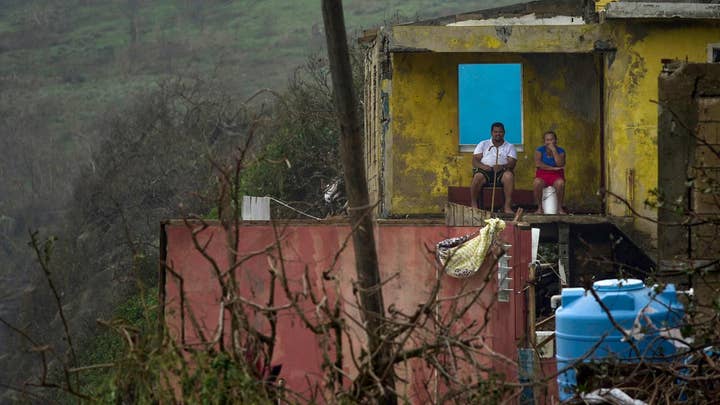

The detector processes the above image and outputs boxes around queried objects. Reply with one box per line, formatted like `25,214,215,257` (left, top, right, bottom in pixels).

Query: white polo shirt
473,140,518,166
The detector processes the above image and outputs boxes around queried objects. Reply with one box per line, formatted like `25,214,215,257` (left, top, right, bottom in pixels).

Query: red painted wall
162,221,552,402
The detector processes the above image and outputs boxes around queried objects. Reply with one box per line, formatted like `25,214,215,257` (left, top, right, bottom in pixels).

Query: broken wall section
658,62,720,261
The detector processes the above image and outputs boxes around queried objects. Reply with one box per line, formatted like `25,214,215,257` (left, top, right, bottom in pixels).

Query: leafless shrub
578,98,720,403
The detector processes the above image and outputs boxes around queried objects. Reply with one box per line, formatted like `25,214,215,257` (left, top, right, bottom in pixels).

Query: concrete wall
693,96,720,258
384,52,602,215
364,34,390,217
603,21,720,241
658,63,720,261
363,16,720,250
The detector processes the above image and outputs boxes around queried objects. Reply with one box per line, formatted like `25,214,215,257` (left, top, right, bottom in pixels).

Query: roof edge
403,0,597,26
605,2,720,20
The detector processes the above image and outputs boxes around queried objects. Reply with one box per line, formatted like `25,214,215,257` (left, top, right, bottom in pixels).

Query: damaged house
362,0,720,277
161,0,720,402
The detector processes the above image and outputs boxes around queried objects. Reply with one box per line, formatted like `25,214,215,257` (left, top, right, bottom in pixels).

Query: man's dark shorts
473,167,505,187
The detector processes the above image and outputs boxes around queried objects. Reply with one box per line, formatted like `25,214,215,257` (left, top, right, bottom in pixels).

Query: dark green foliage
240,55,346,217
62,286,274,404
73,286,158,401
238,47,366,218
180,352,272,405
1,76,256,401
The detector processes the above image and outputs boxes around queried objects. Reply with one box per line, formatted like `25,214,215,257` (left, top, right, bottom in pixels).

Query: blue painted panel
458,63,522,146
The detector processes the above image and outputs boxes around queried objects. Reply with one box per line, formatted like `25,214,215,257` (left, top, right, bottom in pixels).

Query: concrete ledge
390,24,601,53
605,2,720,20
448,186,535,209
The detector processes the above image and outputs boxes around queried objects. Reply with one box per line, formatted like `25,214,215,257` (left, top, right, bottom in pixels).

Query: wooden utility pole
321,1,396,403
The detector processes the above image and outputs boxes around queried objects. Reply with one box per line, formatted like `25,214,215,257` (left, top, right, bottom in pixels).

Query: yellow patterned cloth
436,218,506,278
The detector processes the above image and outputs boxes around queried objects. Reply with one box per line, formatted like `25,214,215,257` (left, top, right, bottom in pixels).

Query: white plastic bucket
542,186,558,214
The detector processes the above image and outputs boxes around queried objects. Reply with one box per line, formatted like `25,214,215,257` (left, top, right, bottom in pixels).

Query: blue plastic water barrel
555,279,684,401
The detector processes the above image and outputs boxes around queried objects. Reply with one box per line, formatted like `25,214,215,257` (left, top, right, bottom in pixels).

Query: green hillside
0,0,520,221
1,0,517,101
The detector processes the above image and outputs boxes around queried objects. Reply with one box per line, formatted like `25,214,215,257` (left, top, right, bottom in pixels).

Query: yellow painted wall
388,52,602,215
595,0,615,12
603,21,720,238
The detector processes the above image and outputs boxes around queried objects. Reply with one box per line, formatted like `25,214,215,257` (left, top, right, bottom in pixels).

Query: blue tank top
537,145,565,167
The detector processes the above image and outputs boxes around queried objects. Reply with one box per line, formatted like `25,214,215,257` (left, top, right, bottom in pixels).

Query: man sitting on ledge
470,122,517,213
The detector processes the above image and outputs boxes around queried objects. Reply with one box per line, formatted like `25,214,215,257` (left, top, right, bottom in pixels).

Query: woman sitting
534,131,566,214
